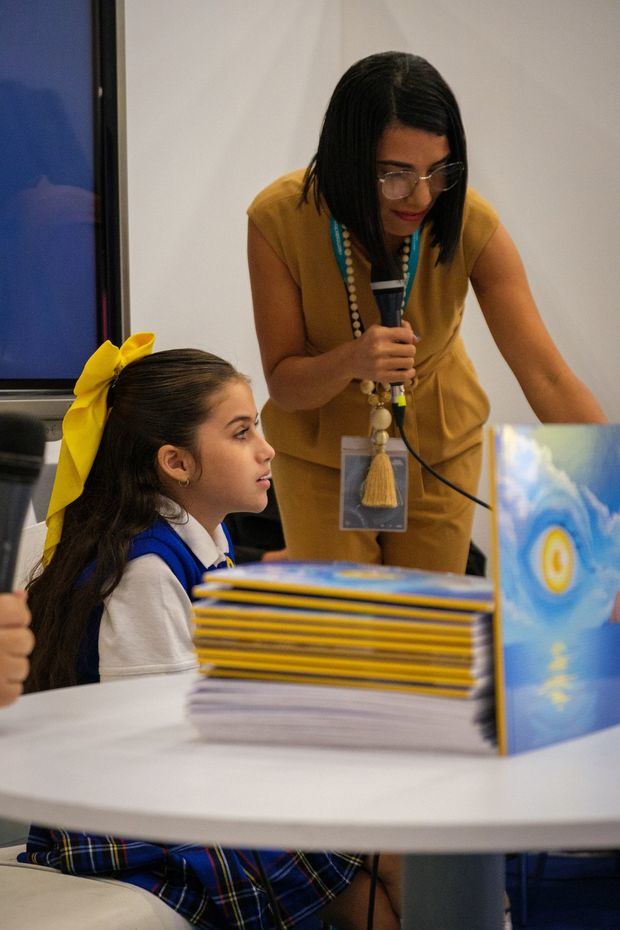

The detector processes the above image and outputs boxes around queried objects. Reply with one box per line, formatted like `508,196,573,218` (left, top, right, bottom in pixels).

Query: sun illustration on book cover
493,424,620,752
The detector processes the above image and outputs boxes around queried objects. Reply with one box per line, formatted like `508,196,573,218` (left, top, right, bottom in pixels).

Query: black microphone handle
376,289,403,328
0,482,36,592
371,282,407,409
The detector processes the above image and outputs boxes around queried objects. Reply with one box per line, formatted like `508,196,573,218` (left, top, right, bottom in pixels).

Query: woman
247,51,605,573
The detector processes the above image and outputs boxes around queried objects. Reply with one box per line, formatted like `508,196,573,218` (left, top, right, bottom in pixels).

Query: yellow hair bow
44,332,155,564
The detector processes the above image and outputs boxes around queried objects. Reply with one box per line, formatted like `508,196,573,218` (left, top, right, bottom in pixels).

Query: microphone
0,413,46,592
370,267,406,414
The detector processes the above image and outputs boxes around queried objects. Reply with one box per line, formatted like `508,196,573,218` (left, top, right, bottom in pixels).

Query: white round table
1,672,618,929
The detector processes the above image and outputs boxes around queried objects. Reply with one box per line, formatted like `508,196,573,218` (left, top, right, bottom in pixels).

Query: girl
247,51,606,574
23,334,401,930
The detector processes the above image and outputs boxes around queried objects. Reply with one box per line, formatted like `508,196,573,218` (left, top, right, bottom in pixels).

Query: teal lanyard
329,218,420,333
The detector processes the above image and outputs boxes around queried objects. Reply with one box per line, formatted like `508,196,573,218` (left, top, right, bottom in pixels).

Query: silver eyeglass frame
376,162,464,200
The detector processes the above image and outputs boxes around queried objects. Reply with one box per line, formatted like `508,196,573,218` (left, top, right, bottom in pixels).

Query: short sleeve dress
248,170,499,571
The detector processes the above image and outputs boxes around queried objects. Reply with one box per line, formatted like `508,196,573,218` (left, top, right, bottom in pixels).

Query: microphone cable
367,267,490,511
366,853,380,930
251,850,286,930
391,403,491,511
253,849,382,930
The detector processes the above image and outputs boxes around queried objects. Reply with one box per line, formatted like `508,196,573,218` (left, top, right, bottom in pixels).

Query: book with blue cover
196,560,494,611
490,423,620,754
196,586,481,623
194,602,483,642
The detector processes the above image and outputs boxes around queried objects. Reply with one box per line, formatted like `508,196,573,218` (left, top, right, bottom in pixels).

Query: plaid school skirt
22,827,364,929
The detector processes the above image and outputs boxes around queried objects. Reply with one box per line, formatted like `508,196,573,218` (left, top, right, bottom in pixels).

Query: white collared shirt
98,504,229,681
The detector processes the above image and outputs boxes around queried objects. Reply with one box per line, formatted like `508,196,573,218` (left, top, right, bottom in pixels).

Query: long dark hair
26,348,244,693
302,51,468,273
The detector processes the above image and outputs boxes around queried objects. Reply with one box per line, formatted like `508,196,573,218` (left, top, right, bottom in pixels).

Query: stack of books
188,561,497,753
188,425,620,756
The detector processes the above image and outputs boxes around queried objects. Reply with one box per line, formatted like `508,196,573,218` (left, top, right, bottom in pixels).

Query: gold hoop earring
178,477,190,488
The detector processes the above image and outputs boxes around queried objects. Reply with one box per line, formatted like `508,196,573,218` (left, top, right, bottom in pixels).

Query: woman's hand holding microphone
349,321,418,387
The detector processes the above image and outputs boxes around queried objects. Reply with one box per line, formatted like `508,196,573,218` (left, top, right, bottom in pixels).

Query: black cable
393,404,491,511
367,853,380,930
251,849,286,930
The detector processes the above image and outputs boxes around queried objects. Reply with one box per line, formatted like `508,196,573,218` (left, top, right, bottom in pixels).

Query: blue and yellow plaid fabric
22,826,363,929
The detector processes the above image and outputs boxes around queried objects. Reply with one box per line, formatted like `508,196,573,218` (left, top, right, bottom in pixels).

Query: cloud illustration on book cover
494,425,620,751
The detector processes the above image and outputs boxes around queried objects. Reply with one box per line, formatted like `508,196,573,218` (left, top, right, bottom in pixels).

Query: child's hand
0,591,34,707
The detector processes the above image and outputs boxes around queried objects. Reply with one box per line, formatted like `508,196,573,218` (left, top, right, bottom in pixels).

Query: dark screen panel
0,0,105,384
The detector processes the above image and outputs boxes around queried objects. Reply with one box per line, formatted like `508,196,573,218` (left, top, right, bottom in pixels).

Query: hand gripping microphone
0,413,46,591
370,269,491,511
370,266,407,423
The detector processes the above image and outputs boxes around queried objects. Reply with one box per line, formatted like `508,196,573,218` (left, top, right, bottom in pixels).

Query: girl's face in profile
376,122,450,249
184,379,274,533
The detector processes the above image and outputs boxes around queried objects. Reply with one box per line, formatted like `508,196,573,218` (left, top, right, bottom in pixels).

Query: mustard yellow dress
248,170,499,572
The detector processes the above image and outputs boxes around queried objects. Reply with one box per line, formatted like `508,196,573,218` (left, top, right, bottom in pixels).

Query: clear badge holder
339,436,408,532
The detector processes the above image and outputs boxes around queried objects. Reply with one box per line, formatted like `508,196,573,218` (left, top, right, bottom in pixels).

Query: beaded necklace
340,225,412,340
330,220,420,470
329,219,419,335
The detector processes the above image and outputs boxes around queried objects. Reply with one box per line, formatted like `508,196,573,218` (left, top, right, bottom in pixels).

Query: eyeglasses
376,162,464,200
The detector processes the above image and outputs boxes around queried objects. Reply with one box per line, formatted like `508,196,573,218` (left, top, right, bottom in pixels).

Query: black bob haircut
301,51,468,274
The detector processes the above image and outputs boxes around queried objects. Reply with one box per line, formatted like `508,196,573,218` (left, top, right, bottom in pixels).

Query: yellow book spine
195,590,478,622
204,666,473,698
195,627,475,658
195,617,477,644
488,427,507,756
196,647,476,685
195,579,493,612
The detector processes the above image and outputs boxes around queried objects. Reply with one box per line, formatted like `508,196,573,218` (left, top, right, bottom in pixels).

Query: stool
0,844,192,929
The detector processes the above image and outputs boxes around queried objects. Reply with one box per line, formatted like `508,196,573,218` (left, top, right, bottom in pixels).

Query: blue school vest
77,518,233,684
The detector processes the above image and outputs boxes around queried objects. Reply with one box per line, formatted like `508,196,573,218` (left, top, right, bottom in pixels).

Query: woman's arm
247,220,417,411
470,223,607,423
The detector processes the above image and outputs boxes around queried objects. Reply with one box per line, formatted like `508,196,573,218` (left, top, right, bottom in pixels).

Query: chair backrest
14,521,46,589
3,522,46,841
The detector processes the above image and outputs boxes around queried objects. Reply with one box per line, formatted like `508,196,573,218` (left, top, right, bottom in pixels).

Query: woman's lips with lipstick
392,209,427,223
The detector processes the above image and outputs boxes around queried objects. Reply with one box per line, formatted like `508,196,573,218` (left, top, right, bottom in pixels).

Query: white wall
124,0,342,409
124,0,620,562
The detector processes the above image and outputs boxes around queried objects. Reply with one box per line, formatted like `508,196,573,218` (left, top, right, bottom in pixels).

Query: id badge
339,436,408,532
